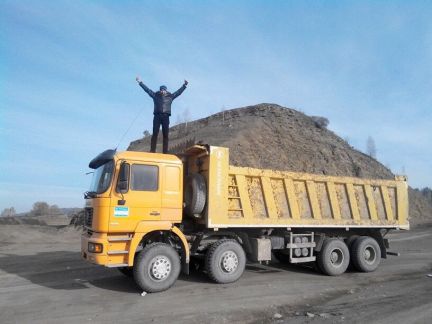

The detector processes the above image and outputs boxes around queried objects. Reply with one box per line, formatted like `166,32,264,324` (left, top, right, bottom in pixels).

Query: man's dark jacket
139,82,186,116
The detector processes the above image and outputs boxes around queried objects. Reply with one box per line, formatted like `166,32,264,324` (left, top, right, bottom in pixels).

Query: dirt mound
408,188,432,226
129,103,431,224
0,216,47,226
130,104,392,178
0,225,82,244
0,215,70,226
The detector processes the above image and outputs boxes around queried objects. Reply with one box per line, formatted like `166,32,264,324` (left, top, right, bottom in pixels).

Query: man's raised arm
136,76,155,98
172,80,188,99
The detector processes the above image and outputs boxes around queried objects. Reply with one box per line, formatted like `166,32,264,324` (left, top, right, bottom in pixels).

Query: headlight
88,242,103,253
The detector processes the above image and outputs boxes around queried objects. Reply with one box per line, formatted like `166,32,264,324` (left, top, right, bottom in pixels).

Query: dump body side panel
206,147,229,226
206,147,409,229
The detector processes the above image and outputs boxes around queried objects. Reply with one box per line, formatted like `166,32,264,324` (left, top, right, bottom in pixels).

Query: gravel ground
0,225,431,323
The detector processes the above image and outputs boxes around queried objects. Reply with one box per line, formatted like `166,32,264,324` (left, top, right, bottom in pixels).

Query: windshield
89,160,114,194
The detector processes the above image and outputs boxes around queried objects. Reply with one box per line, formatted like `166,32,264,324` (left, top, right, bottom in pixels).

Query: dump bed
189,146,409,230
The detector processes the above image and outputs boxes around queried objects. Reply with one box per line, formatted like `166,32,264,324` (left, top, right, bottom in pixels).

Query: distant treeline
1,202,83,218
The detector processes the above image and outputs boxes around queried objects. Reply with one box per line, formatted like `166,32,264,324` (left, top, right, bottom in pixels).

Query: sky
0,0,431,212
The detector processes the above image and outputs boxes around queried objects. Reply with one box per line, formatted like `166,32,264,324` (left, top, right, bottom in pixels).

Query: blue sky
1,0,431,212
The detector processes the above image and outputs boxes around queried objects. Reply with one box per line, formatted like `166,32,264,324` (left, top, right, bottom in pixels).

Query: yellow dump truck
81,145,409,292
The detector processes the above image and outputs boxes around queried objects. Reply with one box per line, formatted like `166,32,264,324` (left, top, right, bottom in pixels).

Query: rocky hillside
409,188,432,225
129,103,431,225
130,104,394,178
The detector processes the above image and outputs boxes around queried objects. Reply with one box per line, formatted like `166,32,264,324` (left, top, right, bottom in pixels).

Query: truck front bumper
81,231,109,265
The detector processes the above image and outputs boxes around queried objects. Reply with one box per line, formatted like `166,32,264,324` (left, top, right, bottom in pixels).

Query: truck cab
81,149,190,291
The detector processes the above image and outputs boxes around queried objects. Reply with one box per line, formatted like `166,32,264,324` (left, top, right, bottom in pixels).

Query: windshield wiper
84,191,97,199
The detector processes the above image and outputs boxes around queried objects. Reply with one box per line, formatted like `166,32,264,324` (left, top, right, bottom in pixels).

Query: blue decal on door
114,206,129,217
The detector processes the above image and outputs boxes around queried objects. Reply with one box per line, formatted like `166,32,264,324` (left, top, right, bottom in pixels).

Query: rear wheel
351,236,381,272
205,239,246,284
133,242,180,293
345,235,360,250
345,235,360,269
317,238,350,276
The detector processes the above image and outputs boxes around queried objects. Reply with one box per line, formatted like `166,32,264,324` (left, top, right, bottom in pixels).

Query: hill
129,103,431,225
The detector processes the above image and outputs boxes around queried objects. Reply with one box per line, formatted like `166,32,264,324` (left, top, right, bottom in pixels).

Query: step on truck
81,145,409,292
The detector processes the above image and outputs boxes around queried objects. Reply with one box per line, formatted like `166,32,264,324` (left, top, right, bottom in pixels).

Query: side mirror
116,162,130,194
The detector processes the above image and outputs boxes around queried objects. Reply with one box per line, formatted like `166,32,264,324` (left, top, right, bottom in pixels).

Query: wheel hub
363,245,376,264
330,248,343,267
221,251,239,273
150,256,171,281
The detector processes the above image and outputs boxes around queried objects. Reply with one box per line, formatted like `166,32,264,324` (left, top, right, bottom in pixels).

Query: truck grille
85,207,93,227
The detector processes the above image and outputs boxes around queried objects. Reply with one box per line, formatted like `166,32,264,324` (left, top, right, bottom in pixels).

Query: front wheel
133,242,180,293
205,239,246,284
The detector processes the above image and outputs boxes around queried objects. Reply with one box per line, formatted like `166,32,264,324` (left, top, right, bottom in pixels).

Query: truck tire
351,236,381,272
345,235,359,269
184,173,207,218
317,238,350,276
117,266,133,277
133,242,180,293
205,239,246,284
345,235,359,250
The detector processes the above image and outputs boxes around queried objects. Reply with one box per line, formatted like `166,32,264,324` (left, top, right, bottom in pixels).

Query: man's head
160,85,167,94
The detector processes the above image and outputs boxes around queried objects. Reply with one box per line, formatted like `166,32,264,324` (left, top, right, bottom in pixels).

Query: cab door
109,161,162,233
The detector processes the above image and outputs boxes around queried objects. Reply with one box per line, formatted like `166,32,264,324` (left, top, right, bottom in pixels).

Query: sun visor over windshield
89,149,117,169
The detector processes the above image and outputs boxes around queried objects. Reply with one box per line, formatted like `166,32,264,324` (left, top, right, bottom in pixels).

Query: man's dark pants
151,113,170,153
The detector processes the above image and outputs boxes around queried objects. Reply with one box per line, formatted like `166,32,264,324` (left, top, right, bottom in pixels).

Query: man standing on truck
136,76,188,153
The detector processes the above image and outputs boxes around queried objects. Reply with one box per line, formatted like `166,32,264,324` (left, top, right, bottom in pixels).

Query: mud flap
370,231,387,259
181,251,190,275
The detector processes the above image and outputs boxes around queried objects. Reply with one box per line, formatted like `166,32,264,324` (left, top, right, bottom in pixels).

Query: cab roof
115,150,182,164
89,149,182,169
